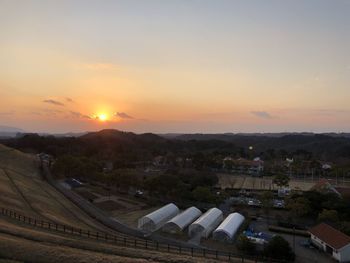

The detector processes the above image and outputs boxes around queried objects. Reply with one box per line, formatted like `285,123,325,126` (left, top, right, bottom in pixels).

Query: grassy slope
0,217,225,263
0,144,125,232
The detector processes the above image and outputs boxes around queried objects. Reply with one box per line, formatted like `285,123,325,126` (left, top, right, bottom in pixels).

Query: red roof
309,223,350,249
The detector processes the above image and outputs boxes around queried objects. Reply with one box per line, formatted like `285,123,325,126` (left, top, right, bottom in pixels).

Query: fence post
179,246,181,254
203,249,206,257
241,256,244,262
29,218,31,225
167,244,170,252
134,239,137,248
216,250,218,259
191,247,193,257
23,215,26,223
105,233,107,241
34,219,37,226
55,223,58,231
96,232,99,239
156,242,159,250
145,240,148,249
79,229,82,236
87,230,90,237
124,237,126,246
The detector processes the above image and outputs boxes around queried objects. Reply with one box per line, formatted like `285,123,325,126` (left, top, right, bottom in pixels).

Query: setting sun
98,113,108,122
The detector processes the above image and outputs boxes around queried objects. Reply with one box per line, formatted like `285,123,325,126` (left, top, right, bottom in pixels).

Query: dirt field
95,200,126,211
111,206,160,228
75,183,152,227
217,173,316,191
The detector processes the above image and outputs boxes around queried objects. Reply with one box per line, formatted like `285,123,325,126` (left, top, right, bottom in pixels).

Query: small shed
138,203,179,232
188,208,223,238
213,213,245,242
309,223,350,262
162,206,202,233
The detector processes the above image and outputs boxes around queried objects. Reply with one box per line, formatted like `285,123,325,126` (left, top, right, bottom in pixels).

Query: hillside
174,133,350,160
4,129,350,164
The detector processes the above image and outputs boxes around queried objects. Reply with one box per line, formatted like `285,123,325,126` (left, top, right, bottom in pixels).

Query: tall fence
0,207,285,263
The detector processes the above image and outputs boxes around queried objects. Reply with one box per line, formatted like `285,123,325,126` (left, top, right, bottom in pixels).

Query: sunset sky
1,0,350,133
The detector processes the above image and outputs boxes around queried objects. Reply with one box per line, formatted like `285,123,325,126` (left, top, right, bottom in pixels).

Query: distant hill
0,125,24,133
3,129,350,161
172,132,350,140
0,125,25,138
169,133,350,160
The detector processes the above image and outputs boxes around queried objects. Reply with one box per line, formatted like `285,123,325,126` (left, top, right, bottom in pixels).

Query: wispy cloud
115,112,134,119
69,111,91,119
251,111,274,119
65,97,74,103
43,99,64,106
0,110,15,116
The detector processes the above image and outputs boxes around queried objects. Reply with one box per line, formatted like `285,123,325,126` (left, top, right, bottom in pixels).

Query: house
223,157,264,176
153,155,165,167
311,179,341,197
309,223,350,262
322,163,332,170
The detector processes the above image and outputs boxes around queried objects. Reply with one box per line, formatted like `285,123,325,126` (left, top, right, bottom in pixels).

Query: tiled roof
309,223,350,250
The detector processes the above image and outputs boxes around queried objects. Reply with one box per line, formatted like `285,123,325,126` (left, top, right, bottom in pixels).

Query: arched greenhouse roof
213,212,245,240
138,203,179,231
188,207,223,238
164,206,202,231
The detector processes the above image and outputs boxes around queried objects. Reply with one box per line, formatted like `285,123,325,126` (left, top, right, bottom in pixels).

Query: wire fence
0,207,287,263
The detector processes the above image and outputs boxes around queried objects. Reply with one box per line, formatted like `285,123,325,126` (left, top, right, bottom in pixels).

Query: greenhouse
138,203,179,232
213,212,245,242
162,206,202,233
188,208,223,238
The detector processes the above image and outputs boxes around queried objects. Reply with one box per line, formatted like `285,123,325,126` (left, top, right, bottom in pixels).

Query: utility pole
293,227,296,252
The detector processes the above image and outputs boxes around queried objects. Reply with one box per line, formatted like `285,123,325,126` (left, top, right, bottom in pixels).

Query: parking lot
249,218,334,263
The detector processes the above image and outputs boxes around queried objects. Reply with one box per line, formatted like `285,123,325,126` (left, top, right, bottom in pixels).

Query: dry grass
0,217,228,263
0,233,156,263
0,144,39,177
0,144,124,232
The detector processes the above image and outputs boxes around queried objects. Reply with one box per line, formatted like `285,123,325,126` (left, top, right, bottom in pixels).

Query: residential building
309,223,350,262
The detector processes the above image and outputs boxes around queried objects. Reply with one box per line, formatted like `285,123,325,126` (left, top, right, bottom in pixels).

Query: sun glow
98,113,108,122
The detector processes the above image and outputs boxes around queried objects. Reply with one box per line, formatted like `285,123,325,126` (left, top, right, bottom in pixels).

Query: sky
1,0,350,133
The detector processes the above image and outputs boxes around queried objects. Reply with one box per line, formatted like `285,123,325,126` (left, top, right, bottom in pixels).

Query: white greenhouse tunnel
138,203,179,232
162,206,202,233
188,207,223,238
213,212,245,242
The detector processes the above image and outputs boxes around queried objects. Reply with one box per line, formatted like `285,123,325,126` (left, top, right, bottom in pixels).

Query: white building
309,223,350,263
162,206,202,233
213,212,245,242
188,208,223,238
138,203,179,232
